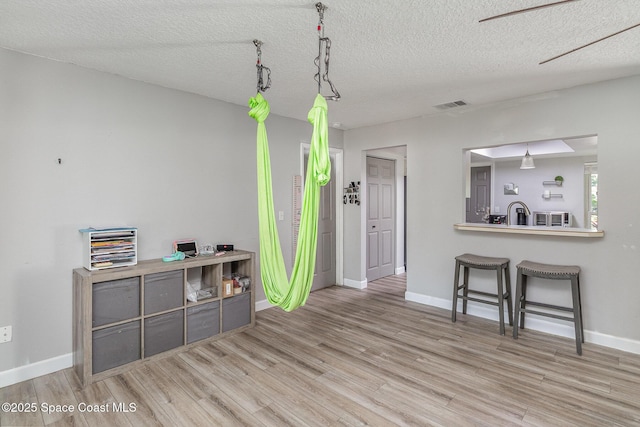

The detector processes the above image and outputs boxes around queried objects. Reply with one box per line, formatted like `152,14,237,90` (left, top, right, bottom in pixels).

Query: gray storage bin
144,270,183,315
92,277,140,327
144,310,184,357
187,302,220,344
222,292,251,333
92,321,141,374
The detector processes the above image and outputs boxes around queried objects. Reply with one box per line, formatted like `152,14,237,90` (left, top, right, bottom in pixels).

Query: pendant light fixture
520,144,535,169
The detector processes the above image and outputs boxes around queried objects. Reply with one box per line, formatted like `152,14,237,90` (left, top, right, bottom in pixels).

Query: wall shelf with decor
543,176,564,186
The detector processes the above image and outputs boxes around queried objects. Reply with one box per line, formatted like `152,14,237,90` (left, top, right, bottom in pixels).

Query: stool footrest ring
458,295,500,307
523,300,574,313
518,308,575,323
464,289,499,299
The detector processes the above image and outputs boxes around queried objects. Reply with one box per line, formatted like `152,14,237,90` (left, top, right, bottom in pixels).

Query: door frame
360,148,406,286
300,143,344,286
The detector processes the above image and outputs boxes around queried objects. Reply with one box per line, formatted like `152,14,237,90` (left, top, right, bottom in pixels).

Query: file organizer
80,227,137,270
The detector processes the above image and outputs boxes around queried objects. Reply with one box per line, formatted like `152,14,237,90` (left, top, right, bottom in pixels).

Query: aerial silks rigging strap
248,92,330,312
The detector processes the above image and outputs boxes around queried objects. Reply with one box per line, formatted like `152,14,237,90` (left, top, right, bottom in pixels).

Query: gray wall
343,75,640,345
0,48,343,373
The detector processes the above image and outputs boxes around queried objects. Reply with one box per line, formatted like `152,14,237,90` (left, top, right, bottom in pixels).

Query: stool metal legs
452,260,513,335
496,265,514,335
571,274,584,354
513,273,525,337
452,260,458,323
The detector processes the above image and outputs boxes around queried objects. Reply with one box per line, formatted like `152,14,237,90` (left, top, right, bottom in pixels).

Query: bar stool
452,253,513,335
513,260,584,355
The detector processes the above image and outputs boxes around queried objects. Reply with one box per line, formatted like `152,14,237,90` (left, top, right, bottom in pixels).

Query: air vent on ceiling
433,100,467,110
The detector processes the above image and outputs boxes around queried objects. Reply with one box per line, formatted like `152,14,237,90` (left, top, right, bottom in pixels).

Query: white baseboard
255,299,275,312
343,278,367,289
405,291,640,355
395,266,406,275
0,353,72,388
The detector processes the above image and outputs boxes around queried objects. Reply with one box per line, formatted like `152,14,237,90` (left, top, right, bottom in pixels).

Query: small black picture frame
173,239,198,257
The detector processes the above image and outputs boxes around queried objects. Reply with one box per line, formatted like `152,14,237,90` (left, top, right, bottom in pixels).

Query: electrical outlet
0,326,11,343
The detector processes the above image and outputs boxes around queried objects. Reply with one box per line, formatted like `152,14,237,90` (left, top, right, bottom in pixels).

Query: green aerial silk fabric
248,93,331,312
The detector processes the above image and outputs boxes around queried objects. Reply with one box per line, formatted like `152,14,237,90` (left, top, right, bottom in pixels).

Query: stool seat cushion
455,253,510,268
517,260,580,279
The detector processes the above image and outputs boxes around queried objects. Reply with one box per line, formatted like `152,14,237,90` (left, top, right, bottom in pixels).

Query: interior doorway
359,146,406,287
366,156,396,282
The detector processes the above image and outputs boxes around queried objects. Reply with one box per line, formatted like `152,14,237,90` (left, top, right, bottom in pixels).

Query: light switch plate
0,326,12,343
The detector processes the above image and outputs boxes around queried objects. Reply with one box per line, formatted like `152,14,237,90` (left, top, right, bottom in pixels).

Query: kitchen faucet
507,201,531,226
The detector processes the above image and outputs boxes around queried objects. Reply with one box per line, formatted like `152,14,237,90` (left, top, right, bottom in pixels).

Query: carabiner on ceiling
314,2,340,101
254,39,271,93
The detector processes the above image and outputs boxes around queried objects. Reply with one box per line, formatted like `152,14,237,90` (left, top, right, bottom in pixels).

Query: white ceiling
1,0,639,130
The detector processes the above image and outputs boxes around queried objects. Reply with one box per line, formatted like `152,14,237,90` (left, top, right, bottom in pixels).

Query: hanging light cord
314,2,340,101
254,39,271,93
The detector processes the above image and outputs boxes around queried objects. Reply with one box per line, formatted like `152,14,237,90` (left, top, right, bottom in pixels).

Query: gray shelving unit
73,250,254,388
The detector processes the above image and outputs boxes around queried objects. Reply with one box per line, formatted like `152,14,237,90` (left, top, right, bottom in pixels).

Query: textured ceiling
1,0,639,129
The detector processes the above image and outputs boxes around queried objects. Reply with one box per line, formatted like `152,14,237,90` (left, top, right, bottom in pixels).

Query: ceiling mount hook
316,2,326,24
314,2,340,101
253,39,271,93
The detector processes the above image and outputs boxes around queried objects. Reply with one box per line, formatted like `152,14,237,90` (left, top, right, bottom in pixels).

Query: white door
366,156,395,281
304,153,337,291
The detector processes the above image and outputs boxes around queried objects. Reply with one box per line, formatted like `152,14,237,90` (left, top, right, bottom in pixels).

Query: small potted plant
554,175,564,186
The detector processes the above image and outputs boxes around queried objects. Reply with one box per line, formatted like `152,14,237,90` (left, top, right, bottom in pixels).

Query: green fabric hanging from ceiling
248,93,331,312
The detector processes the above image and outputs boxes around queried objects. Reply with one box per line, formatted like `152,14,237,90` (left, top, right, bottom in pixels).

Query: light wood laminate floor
2,274,640,426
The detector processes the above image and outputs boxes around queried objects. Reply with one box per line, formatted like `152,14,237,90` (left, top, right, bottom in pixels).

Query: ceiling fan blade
479,0,578,23
539,22,640,64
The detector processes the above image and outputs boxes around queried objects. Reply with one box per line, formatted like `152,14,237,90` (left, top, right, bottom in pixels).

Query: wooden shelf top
74,250,254,280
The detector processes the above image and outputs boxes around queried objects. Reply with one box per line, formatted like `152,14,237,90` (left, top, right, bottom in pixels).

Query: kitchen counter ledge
454,223,604,238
